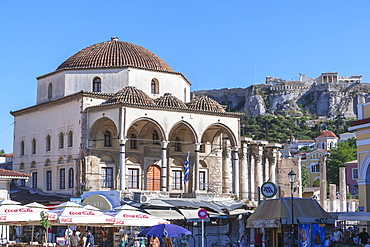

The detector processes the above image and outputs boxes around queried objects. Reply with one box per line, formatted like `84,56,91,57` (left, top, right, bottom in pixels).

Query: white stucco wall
37,68,190,105
13,98,83,194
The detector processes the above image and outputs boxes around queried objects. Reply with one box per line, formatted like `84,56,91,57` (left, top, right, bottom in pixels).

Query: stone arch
89,117,119,149
168,121,198,152
360,151,370,180
127,117,166,143
201,123,238,147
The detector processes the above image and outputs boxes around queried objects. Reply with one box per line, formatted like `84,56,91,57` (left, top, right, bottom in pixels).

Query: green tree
0,149,4,155
40,211,52,243
326,138,357,185
301,165,309,191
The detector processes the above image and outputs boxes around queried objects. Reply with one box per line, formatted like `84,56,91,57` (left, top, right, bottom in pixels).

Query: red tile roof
316,130,337,138
0,169,30,178
351,117,370,127
57,38,174,72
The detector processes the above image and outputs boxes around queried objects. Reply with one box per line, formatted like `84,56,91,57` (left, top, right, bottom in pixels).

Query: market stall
247,197,335,247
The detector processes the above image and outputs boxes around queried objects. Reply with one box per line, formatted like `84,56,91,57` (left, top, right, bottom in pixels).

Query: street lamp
288,170,296,246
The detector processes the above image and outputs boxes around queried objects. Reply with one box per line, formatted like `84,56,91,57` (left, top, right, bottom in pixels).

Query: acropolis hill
192,72,369,119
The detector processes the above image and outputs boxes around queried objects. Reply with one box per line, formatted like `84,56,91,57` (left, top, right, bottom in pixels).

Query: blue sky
1,0,370,153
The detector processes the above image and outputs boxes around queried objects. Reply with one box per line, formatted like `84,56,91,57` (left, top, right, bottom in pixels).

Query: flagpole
183,151,190,198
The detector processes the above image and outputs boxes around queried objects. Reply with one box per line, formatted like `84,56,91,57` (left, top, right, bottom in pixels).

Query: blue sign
198,209,208,219
70,198,82,205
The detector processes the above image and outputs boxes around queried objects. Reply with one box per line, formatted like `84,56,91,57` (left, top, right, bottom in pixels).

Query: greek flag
183,151,190,185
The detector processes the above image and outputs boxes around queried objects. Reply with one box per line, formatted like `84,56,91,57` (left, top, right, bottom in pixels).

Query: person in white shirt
332,227,343,243
69,230,80,247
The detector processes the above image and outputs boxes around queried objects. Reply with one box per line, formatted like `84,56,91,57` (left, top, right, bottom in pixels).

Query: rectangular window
199,171,206,190
46,170,52,191
101,167,113,188
19,179,26,187
352,168,358,180
171,170,182,190
59,168,65,189
32,172,37,188
127,168,139,189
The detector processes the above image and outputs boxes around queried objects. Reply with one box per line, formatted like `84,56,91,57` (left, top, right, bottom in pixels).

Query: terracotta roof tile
154,93,188,109
106,86,155,105
187,95,226,113
0,169,30,178
316,130,337,138
57,38,173,72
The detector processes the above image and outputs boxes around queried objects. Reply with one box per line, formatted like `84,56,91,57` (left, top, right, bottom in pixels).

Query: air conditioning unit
140,195,151,204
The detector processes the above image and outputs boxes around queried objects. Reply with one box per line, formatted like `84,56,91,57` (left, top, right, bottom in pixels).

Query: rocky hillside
192,81,370,119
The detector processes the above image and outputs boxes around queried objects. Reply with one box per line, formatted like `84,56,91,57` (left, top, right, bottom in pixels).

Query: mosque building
11,37,281,202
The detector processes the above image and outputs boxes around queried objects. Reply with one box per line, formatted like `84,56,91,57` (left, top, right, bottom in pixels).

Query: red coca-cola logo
19,208,33,213
48,214,57,220
115,220,125,225
0,216,6,221
61,218,72,223
69,211,95,216
136,214,149,219
105,218,115,223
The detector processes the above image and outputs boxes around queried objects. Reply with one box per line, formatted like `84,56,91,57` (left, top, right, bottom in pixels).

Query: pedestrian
70,230,80,247
254,229,263,247
332,227,343,243
78,233,86,247
149,237,160,247
85,230,94,247
239,230,249,247
359,228,370,246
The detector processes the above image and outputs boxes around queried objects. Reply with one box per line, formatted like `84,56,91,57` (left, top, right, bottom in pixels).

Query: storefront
247,198,335,247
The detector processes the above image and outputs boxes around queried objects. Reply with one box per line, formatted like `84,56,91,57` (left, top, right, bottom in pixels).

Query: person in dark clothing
359,228,370,246
346,233,357,246
254,229,263,247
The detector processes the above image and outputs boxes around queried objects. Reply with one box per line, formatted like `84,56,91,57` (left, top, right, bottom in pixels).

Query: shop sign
82,194,113,210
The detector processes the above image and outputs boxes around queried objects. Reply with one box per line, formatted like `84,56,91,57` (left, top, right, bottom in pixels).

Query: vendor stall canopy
247,198,335,228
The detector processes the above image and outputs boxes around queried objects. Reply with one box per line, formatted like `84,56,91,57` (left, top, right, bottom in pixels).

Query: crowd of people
63,229,94,247
327,227,370,247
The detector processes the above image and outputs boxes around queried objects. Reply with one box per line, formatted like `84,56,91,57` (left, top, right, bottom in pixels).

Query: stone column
161,141,168,192
319,156,327,210
240,142,249,200
329,184,337,212
232,146,239,197
339,167,347,212
268,148,278,184
254,147,263,191
250,154,255,201
119,139,126,190
222,140,232,193
194,143,200,192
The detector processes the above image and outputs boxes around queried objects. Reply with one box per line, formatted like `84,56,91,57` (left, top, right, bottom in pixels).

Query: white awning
144,209,184,220
229,209,253,215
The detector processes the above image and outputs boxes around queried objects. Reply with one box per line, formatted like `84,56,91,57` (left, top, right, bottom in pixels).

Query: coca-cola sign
61,218,73,223
4,208,33,213
121,214,149,219
68,211,95,216
0,216,6,221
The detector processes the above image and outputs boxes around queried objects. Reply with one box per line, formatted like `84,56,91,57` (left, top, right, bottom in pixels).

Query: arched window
59,168,65,189
130,134,137,149
68,168,74,188
151,79,158,94
321,143,325,149
68,130,73,147
45,159,51,166
32,138,36,154
93,77,101,92
46,135,51,151
152,130,159,145
20,140,25,156
48,83,53,99
19,163,25,170
104,130,111,147
174,137,182,152
31,161,36,168
59,132,64,149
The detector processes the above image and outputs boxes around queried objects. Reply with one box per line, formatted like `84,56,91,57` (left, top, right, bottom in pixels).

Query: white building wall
37,68,190,104
13,98,83,194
